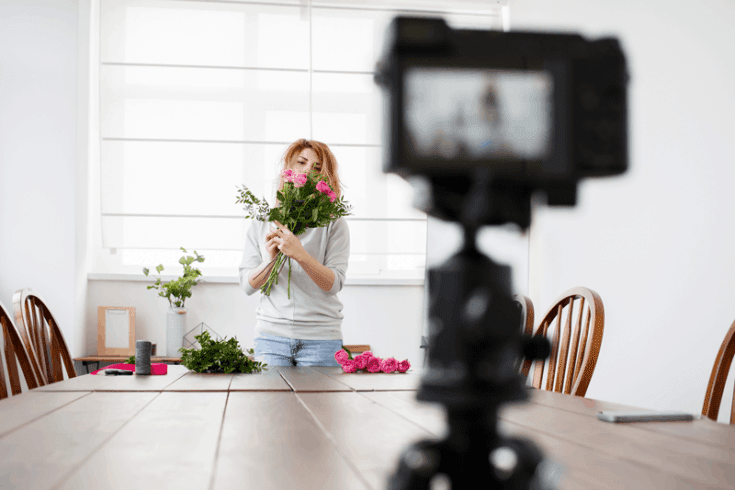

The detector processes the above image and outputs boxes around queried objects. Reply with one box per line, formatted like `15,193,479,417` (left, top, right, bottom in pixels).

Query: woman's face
288,148,321,175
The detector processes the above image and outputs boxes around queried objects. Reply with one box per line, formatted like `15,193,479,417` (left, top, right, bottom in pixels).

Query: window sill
87,272,425,286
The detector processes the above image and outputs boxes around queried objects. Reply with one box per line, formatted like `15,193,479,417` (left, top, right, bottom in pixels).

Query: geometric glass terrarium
183,322,222,350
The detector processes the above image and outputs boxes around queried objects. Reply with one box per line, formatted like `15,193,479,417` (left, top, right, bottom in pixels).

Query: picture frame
97,306,136,356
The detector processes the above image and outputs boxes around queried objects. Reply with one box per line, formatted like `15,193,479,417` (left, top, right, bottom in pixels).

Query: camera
375,16,628,228
375,16,628,490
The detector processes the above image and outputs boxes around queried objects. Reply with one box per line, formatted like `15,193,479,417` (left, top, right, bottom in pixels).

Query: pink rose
355,354,369,370
282,169,294,183
294,173,308,188
316,181,331,194
341,359,357,373
334,349,349,364
362,351,373,358
366,356,382,373
398,359,411,373
328,191,336,203
381,357,399,373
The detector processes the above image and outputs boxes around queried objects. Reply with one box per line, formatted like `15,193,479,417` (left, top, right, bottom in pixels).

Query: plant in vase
143,247,205,358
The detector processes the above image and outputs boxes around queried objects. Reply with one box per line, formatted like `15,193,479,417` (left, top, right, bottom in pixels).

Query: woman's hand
265,227,280,261
273,220,307,262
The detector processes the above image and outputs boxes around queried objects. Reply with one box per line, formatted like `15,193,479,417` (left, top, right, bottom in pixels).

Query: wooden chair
520,287,604,397
343,344,371,355
12,288,76,385
702,318,735,423
514,294,535,336
0,300,39,399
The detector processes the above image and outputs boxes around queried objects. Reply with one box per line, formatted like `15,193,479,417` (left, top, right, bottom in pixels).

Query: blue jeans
253,333,343,367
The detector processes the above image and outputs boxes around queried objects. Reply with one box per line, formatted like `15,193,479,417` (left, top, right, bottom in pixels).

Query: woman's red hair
277,139,343,198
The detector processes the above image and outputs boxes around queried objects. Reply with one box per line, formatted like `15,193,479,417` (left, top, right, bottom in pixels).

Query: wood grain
57,393,226,490
379,391,701,490
276,366,353,392
0,392,158,490
702,316,735,423
228,367,291,391
296,391,438,490
528,389,735,450
499,401,735,485
163,372,232,391
0,391,90,438
313,366,422,391
212,392,370,490
34,365,190,392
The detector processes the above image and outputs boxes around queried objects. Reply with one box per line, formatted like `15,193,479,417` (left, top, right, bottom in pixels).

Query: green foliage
342,345,353,360
143,247,205,307
124,355,135,364
235,170,353,236
178,331,267,374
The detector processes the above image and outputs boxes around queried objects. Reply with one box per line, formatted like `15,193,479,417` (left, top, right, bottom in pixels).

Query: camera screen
404,67,553,162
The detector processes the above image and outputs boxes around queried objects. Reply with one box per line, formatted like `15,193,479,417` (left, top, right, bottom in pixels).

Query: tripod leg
387,439,442,490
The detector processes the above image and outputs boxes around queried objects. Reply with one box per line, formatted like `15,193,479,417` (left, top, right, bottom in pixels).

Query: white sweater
238,218,350,340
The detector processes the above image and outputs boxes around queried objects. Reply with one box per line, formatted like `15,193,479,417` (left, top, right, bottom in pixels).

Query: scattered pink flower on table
381,357,399,373
335,349,349,364
294,173,308,187
316,181,331,194
366,356,382,373
355,354,369,370
341,359,357,373
398,359,411,373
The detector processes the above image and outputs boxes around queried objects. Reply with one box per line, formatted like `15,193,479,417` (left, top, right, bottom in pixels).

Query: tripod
388,210,554,489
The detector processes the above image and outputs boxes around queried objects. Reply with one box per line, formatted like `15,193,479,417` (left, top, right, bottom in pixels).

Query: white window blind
95,0,504,279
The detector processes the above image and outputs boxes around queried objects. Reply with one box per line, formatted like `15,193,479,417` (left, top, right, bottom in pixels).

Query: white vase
166,307,187,358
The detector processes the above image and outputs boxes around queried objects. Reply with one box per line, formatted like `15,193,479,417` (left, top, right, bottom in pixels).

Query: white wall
85,279,426,370
514,0,735,421
0,0,80,361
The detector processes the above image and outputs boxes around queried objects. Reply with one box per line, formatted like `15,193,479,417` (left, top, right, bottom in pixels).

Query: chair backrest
522,287,604,397
12,288,76,385
514,294,535,336
702,318,735,424
0,300,39,398
515,294,535,376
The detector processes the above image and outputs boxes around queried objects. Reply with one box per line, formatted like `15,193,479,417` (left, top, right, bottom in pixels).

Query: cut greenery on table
178,331,267,374
143,247,205,307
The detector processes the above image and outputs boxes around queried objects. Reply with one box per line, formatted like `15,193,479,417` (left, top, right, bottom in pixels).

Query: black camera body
375,17,629,228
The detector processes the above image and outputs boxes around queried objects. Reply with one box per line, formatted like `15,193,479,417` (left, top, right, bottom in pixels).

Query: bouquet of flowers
334,347,411,374
236,169,352,297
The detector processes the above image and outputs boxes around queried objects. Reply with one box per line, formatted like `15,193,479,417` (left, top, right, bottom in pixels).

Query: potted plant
143,247,205,357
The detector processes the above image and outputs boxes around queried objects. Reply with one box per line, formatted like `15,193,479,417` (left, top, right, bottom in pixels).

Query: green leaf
143,268,149,276
156,264,164,274
342,345,353,360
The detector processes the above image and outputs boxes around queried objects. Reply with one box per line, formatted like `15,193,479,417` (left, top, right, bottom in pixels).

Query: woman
238,139,350,367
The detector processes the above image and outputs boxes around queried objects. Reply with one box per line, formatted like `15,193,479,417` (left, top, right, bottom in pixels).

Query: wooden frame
522,287,604,397
12,288,77,385
0,300,39,398
702,317,735,424
97,307,136,356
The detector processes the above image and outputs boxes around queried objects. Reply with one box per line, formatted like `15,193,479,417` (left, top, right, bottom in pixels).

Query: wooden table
0,365,733,489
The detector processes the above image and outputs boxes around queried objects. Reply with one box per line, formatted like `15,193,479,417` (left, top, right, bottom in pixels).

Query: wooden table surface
0,365,733,489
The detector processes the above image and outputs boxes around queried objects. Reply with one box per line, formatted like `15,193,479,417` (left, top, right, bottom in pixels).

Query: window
89,0,505,281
